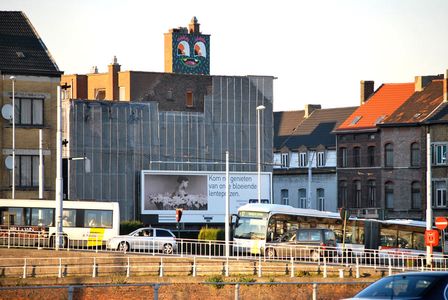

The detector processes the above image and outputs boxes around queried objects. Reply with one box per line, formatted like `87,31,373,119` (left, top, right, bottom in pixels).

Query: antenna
1,104,13,120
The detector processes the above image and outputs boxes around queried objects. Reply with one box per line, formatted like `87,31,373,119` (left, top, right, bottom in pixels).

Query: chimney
444,70,448,102
360,80,374,105
415,74,444,92
107,56,121,101
188,16,200,34
304,104,321,118
90,66,98,74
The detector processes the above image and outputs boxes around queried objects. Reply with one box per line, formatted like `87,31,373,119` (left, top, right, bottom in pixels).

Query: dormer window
350,116,362,126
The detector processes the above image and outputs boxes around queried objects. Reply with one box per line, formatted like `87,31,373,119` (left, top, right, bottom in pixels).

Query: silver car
107,227,176,254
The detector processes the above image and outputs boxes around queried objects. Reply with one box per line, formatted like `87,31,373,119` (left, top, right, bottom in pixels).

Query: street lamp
256,105,265,203
10,76,15,199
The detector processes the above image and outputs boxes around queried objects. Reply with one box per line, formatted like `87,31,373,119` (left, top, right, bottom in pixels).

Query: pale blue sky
2,0,448,111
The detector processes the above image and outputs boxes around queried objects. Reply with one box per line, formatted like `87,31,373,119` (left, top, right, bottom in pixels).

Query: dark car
264,228,337,261
346,271,448,299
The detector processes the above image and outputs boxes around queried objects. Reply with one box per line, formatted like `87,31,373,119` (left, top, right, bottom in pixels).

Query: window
119,87,126,101
350,116,362,126
299,152,308,167
411,181,421,209
368,180,376,207
94,89,106,100
433,181,447,208
432,144,447,165
299,188,307,208
156,229,174,237
84,210,113,228
281,189,289,205
367,146,375,167
340,148,347,167
410,143,420,167
339,181,348,207
354,180,361,208
186,90,194,107
317,151,325,167
15,155,39,187
14,98,43,126
353,147,360,167
281,153,289,168
31,208,53,227
317,188,325,211
385,143,394,167
63,209,76,227
385,181,394,209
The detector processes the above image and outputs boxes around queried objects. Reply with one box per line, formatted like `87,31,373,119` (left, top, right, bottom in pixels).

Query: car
264,228,337,261
346,271,448,299
106,227,176,254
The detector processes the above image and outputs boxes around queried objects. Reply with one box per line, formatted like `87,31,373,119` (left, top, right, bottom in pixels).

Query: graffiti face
173,34,209,75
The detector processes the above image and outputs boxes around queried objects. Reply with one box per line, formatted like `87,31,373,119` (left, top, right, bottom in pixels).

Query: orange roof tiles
336,83,415,131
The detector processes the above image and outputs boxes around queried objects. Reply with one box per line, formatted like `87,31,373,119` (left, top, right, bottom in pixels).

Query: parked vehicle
106,227,176,254
346,271,448,299
263,228,337,261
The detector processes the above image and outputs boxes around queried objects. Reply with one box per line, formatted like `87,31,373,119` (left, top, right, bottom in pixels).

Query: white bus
233,203,435,257
0,199,120,247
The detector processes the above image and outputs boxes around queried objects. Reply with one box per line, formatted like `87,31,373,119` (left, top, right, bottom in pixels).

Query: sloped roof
336,83,415,132
274,106,357,150
425,101,448,124
0,11,61,76
382,80,444,125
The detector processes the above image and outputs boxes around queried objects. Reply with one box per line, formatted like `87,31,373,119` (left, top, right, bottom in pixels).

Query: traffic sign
425,230,439,247
435,217,448,230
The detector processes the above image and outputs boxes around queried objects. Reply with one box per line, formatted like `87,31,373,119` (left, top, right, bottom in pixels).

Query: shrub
120,220,143,235
205,275,225,289
198,227,224,241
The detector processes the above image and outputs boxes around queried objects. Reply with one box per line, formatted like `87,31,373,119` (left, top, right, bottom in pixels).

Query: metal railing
1,229,447,274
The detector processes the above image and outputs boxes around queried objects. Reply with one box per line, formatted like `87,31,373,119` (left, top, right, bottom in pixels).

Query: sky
3,0,448,111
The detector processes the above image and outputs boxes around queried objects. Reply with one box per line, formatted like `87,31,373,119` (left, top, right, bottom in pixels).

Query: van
264,228,337,261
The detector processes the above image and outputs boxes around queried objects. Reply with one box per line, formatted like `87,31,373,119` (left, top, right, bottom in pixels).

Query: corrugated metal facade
63,75,273,220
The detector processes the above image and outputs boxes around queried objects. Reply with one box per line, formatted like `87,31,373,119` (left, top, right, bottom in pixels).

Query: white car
107,227,176,254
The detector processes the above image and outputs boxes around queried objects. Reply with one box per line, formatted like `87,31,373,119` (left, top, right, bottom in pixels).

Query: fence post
126,257,130,278
388,256,392,276
96,235,99,253
258,255,262,277
290,256,295,278
58,258,62,278
180,239,184,258
7,231,10,249
92,257,97,278
356,257,360,278
192,256,196,277
225,257,229,277
154,284,159,300
323,258,327,278
22,258,27,279
234,283,240,300
159,257,164,277
312,283,318,300
67,286,74,300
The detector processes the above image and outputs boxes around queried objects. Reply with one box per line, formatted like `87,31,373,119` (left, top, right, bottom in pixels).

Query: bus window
7,208,24,226
84,210,113,228
31,208,53,226
63,209,76,227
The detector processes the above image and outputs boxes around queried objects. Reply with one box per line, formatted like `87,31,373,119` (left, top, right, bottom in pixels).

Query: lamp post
10,76,15,199
256,105,265,203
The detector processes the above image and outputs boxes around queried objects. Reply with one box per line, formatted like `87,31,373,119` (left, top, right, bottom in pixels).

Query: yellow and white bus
0,199,120,247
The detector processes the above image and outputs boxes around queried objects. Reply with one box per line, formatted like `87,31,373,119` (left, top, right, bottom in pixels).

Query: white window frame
298,188,307,208
299,152,307,167
317,188,325,211
433,181,447,208
281,153,289,168
432,144,447,165
281,189,289,205
317,151,325,167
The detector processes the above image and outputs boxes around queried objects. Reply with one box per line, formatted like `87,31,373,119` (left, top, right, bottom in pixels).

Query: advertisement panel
141,170,271,223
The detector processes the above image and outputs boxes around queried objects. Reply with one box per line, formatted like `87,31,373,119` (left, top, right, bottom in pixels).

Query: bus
0,199,120,247
233,203,432,256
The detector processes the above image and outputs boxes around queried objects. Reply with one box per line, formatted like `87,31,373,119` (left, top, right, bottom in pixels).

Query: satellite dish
1,104,13,120
5,156,13,170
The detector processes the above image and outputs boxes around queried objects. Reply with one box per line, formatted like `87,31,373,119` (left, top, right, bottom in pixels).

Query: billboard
141,170,272,223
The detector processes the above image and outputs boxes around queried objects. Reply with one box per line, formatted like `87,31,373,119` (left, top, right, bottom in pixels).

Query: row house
273,104,356,212
0,12,62,200
336,73,448,220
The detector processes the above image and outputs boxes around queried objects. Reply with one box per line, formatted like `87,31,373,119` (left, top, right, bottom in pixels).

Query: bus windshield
234,217,267,240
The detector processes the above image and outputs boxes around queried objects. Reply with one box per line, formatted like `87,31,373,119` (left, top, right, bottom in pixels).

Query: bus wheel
265,247,276,259
118,241,130,252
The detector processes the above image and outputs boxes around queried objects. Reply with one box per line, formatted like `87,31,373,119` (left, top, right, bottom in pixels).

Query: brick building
0,11,62,200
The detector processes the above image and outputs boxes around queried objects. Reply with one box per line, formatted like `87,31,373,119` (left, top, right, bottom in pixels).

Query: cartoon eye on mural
194,41,206,57
177,41,190,56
